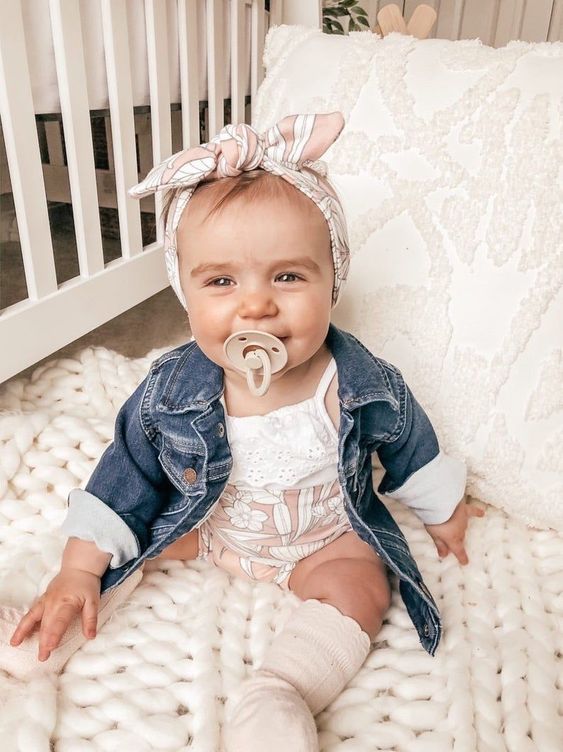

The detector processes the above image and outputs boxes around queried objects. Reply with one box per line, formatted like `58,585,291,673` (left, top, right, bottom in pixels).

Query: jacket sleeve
376,373,467,525
60,370,170,569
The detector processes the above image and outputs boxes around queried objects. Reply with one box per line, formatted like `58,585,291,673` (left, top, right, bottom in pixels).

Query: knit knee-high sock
223,599,371,752
258,598,372,715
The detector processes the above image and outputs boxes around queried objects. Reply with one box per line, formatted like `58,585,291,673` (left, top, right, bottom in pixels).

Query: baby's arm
423,497,485,565
375,367,484,562
11,365,169,660
61,367,172,570
376,380,466,522
10,538,111,660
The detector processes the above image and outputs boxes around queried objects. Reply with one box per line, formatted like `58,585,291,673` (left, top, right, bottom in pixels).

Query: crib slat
251,0,265,99
145,0,173,238
49,0,104,276
269,0,283,28
178,0,201,146
100,0,143,257
520,0,555,42
460,0,498,46
0,0,57,302
548,0,563,42
144,0,172,164
435,0,464,41
281,0,322,28
231,0,247,123
206,0,226,137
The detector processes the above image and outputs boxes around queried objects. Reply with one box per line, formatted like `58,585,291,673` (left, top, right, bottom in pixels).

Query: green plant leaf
323,7,349,17
356,15,370,27
329,18,345,32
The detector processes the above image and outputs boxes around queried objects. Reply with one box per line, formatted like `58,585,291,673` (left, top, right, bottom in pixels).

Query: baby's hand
9,568,101,661
424,497,485,565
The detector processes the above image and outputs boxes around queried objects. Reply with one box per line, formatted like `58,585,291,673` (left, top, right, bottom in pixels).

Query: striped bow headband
129,112,350,308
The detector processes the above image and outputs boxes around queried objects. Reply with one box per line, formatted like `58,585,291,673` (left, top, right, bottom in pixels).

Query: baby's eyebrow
190,257,321,277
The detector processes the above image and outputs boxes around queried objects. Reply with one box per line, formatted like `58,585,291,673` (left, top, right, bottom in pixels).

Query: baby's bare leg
287,530,391,641
153,528,200,560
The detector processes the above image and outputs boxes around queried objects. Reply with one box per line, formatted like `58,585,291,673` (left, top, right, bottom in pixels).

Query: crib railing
0,0,322,384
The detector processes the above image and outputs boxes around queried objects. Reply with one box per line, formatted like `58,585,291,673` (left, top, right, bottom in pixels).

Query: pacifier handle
243,347,272,397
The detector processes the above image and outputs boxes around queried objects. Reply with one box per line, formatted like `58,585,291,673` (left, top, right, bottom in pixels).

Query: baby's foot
0,569,143,680
223,669,319,752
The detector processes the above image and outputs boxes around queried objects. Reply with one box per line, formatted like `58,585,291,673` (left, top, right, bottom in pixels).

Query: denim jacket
62,324,466,655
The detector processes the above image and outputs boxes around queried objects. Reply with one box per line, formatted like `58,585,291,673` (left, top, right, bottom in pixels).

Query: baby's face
177,191,334,383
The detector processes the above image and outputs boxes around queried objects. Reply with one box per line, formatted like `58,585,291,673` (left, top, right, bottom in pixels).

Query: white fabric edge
60,489,140,569
380,450,467,525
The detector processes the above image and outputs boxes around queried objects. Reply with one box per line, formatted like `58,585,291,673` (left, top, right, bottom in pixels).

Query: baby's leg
286,529,392,641
152,528,200,560
224,532,390,752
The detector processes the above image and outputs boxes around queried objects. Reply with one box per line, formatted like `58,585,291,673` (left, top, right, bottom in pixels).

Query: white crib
1,0,560,384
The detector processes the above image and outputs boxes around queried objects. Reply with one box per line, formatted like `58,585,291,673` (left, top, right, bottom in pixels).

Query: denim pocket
159,437,207,497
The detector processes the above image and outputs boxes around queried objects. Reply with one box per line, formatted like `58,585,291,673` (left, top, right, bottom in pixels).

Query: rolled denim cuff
61,489,140,569
380,451,467,525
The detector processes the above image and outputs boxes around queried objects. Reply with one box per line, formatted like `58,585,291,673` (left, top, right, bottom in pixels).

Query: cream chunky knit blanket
0,346,561,751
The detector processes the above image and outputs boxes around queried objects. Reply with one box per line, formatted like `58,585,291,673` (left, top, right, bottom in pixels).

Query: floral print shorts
197,479,354,589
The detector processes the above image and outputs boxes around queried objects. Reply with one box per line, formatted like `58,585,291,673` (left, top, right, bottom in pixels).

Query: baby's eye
208,277,232,287
277,273,301,283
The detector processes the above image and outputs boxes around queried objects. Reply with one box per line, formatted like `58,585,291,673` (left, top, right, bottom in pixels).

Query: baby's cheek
189,301,227,340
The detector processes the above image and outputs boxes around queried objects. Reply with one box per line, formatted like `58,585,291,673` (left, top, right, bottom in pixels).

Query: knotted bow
129,112,350,308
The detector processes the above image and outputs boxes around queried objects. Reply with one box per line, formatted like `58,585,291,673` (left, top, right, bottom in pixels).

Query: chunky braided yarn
0,347,561,751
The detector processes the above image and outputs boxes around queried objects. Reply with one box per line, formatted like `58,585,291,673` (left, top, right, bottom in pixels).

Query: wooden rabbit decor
374,3,437,39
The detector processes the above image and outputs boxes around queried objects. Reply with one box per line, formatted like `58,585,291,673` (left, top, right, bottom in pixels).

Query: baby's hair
161,169,319,228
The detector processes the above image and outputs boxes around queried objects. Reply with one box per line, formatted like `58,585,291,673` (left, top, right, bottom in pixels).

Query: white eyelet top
219,358,339,490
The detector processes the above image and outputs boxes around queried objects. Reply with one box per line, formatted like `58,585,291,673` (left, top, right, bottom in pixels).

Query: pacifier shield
223,330,288,396
223,330,288,372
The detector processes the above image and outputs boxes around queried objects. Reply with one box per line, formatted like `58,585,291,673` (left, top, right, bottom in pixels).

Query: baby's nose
238,290,278,318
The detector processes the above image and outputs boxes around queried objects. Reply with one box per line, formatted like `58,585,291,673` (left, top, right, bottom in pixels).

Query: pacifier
223,330,288,397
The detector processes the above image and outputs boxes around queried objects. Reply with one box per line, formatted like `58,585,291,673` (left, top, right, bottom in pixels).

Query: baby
9,112,483,751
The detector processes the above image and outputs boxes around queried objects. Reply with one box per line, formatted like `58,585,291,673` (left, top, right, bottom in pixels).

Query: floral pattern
197,479,353,588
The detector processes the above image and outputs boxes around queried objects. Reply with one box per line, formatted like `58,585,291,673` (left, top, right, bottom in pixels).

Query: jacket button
216,422,225,437
183,467,197,484
423,623,430,637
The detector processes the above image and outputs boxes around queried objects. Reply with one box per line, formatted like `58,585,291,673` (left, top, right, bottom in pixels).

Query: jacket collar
156,323,398,414
326,324,399,410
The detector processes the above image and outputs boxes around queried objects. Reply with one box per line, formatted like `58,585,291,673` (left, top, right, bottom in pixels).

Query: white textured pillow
253,27,563,532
